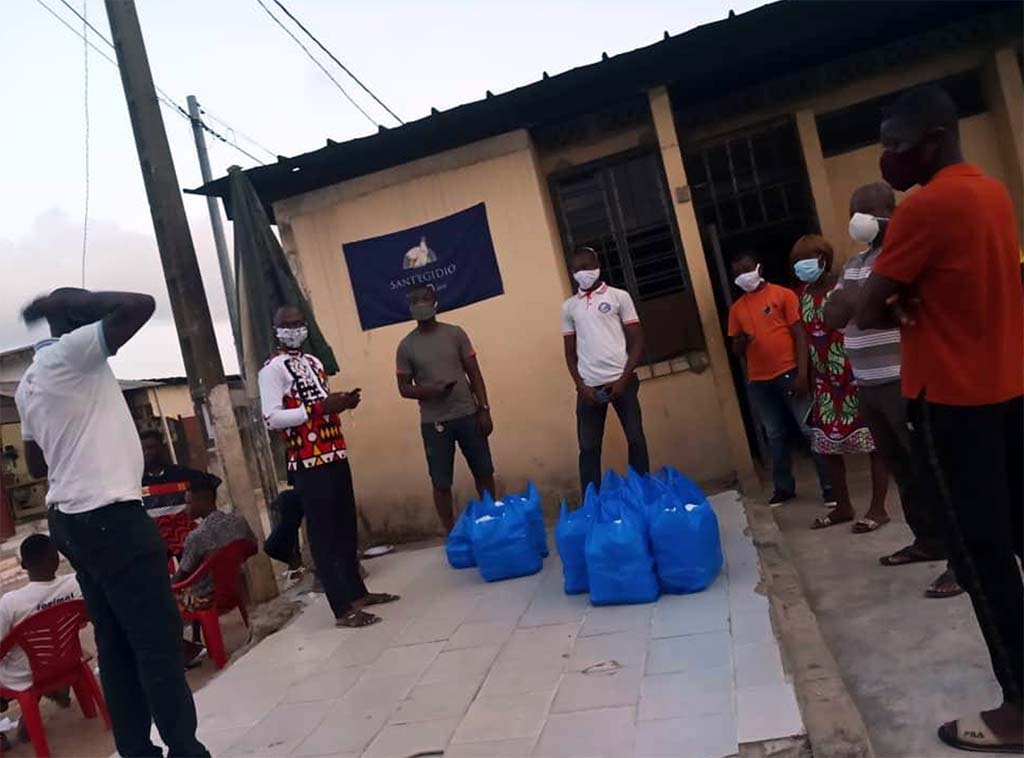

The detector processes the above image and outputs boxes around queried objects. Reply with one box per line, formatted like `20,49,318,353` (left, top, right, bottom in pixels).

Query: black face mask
879,130,940,191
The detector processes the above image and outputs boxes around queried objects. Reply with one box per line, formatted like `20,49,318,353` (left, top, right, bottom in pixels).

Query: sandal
335,609,382,628
852,517,890,534
880,544,942,566
357,592,401,608
925,568,964,599
938,714,1024,753
811,514,854,530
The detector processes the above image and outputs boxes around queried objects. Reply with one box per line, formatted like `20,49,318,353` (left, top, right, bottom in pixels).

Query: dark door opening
682,118,820,462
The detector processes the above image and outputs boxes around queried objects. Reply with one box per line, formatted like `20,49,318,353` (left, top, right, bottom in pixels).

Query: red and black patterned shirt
258,350,347,471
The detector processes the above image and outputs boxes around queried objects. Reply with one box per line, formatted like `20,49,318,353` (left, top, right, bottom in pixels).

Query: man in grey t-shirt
396,285,496,531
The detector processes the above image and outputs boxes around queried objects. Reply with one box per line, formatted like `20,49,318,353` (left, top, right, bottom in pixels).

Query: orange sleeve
873,197,934,285
727,302,743,337
780,288,800,325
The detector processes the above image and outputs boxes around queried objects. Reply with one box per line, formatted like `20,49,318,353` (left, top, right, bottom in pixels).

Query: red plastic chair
171,539,257,670
0,599,110,757
155,512,198,574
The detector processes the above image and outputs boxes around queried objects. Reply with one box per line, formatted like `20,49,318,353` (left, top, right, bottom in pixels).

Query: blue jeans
748,369,830,497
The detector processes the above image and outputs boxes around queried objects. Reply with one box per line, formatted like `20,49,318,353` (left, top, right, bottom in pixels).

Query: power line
32,0,270,166
198,105,277,161
81,0,90,287
269,0,403,125
253,0,379,129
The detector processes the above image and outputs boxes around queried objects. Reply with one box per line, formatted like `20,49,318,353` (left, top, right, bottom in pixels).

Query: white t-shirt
0,575,82,691
560,283,641,387
15,323,143,514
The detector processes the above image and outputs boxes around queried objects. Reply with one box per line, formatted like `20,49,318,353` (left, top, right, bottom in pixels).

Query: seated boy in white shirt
0,534,81,743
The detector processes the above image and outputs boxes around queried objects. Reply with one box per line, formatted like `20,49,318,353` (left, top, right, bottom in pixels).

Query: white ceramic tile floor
169,490,803,758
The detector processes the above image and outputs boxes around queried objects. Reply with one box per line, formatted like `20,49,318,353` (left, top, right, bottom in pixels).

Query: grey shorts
421,413,494,490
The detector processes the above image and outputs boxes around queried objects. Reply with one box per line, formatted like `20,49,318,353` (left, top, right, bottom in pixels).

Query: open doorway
681,118,820,461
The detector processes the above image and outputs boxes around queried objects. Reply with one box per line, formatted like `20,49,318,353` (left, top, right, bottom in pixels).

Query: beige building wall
824,112,1012,261
273,131,734,539
149,385,194,420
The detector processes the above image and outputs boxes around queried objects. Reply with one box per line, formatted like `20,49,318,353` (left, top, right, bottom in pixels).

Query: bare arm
621,323,645,378
462,354,490,410
823,286,857,331
789,323,809,393
855,273,902,330
24,441,47,479
396,373,452,401
563,334,583,388
24,290,155,355
730,334,750,359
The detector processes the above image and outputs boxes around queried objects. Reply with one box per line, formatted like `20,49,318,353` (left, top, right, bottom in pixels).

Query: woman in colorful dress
790,234,890,532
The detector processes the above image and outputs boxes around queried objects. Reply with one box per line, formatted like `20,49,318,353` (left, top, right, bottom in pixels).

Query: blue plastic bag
522,481,549,558
445,501,477,569
585,499,659,606
658,466,705,504
554,489,596,594
471,493,543,582
650,467,723,593
602,469,649,533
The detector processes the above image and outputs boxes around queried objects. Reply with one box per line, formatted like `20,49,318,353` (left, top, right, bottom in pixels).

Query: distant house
0,343,247,521
193,1,1023,539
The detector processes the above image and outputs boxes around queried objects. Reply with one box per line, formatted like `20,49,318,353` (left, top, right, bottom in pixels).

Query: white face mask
275,326,308,349
573,268,601,290
849,212,887,245
734,266,763,293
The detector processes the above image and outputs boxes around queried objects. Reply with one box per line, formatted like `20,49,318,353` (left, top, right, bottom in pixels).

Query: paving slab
97,489,805,758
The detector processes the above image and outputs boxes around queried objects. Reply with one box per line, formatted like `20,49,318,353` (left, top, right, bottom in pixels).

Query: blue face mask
793,258,824,283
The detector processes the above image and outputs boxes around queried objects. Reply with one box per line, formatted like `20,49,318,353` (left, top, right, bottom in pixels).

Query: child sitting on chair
171,472,255,612
0,535,81,745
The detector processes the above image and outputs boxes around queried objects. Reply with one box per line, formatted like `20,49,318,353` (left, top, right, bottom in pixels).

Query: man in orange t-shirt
859,85,1023,753
728,253,831,506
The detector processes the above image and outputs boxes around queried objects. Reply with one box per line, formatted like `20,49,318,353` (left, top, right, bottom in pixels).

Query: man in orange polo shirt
858,85,1023,753
728,253,832,506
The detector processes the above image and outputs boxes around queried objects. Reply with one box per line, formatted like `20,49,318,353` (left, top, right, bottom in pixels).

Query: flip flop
938,714,1024,754
358,592,401,607
852,517,890,534
811,514,854,530
361,545,395,559
335,609,382,628
925,568,964,599
880,545,942,566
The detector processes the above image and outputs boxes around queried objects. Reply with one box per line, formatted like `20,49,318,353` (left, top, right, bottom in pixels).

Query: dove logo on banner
342,203,505,330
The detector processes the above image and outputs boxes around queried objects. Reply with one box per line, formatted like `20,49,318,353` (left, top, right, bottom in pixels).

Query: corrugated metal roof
187,0,1016,218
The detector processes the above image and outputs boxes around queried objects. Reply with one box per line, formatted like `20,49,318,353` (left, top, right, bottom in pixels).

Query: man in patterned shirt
258,306,397,628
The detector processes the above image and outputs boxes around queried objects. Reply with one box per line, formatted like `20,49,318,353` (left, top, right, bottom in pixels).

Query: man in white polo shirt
561,246,650,492
15,287,208,758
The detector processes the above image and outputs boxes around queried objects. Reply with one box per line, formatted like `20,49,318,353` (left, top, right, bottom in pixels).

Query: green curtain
229,167,339,375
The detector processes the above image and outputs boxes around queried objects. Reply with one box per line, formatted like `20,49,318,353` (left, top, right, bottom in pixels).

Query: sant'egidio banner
342,203,504,330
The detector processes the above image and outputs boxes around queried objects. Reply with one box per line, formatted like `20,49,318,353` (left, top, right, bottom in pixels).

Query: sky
1,0,767,378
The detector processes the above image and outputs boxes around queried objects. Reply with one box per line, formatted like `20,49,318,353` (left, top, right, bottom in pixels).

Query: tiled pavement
161,491,805,758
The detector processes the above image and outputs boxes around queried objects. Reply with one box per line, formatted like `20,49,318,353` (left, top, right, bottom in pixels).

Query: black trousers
909,395,1023,705
292,460,367,618
263,488,304,565
49,502,208,758
859,382,947,557
577,374,650,493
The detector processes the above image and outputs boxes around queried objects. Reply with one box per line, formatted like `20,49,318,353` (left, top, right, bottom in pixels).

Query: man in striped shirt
825,182,960,599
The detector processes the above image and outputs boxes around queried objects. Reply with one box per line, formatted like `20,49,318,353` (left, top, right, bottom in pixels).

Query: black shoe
769,490,796,506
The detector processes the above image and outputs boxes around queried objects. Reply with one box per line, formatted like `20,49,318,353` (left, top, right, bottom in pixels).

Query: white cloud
1,208,238,378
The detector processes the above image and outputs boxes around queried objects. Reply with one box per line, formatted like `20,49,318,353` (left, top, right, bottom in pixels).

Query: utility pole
104,0,277,601
186,93,280,519
185,95,239,353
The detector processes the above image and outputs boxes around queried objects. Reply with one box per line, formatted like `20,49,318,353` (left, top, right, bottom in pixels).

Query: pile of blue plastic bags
445,482,549,582
555,466,723,604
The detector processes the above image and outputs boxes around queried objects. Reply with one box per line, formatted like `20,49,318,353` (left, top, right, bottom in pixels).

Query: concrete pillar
647,87,757,491
982,48,1024,242
795,109,845,254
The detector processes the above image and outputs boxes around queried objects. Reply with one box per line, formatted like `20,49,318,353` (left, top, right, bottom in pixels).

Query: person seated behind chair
171,473,255,612
0,535,80,744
